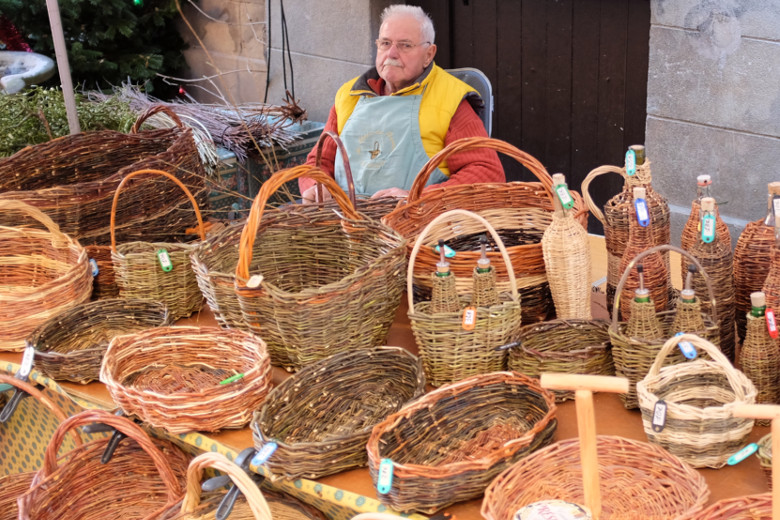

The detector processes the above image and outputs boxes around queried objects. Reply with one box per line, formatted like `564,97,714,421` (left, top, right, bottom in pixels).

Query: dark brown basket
29,298,172,384
366,371,557,514
251,346,425,480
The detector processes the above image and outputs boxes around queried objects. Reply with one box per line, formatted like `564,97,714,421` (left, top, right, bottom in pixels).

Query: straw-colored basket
251,346,425,479
366,371,557,514
101,326,272,434
758,433,773,490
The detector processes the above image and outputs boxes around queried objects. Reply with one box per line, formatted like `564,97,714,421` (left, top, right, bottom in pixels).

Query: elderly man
300,4,504,202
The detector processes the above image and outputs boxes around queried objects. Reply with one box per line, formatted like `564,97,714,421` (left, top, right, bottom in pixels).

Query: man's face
375,15,436,93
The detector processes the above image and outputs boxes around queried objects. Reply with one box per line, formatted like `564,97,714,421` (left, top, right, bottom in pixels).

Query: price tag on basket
651,400,667,433
701,213,716,243
19,344,35,379
634,198,649,227
462,306,477,331
89,258,99,277
434,243,456,258
727,442,758,465
674,332,697,360
554,183,575,210
766,308,778,339
156,248,173,272
377,458,394,494
625,149,637,176
250,441,278,467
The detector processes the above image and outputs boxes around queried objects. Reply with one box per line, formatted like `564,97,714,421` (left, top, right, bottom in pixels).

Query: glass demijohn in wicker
681,175,732,253
541,173,592,319
625,264,663,341
618,186,669,321
431,239,461,314
738,292,780,426
671,264,707,336
472,234,500,308
761,218,780,312
688,196,736,361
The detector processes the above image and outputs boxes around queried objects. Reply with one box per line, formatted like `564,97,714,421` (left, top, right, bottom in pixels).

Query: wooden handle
540,373,629,394
131,104,185,133
314,130,356,206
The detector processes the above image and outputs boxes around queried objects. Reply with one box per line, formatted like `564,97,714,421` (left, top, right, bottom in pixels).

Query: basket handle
580,165,626,225
0,373,83,448
235,164,360,282
646,333,750,400
180,452,272,519
407,208,518,309
110,168,206,252
131,104,185,133
610,244,719,329
407,136,554,204
0,200,72,246
314,130,357,206
38,409,183,500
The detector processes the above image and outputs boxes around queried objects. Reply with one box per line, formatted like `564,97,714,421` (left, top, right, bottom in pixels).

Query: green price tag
157,249,173,272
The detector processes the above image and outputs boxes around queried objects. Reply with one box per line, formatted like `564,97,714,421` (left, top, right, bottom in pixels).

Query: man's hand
371,187,408,199
301,185,333,204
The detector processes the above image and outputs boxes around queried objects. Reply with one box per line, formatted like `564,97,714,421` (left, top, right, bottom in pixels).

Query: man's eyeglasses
375,39,431,53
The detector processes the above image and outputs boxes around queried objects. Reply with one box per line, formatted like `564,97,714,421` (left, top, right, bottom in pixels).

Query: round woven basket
101,326,272,434
482,435,710,520
251,346,425,480
758,433,773,490
508,318,613,402
636,333,757,468
0,200,92,351
366,371,557,514
29,298,171,384
678,493,772,520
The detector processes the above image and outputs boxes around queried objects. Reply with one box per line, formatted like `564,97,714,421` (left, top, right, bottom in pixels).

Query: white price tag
625,149,636,176
377,458,394,494
19,344,35,379
251,441,278,466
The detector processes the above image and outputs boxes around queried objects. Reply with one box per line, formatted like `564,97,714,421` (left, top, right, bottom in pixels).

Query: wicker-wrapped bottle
625,264,664,340
680,175,732,256
671,264,707,336
618,186,669,321
472,235,499,308
761,221,780,312
541,173,592,319
734,182,780,343
688,197,736,361
430,239,461,314
738,292,780,426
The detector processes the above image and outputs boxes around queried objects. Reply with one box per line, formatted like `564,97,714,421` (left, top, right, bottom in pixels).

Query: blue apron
334,92,447,196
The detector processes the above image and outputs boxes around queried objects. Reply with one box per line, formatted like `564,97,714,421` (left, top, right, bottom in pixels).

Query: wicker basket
100,326,272,434
235,165,407,371
111,169,206,321
17,409,191,520
406,209,523,386
366,371,557,514
382,136,588,325
609,244,720,409
29,298,171,384
758,433,773,490
680,494,772,520
507,318,613,402
734,218,775,343
0,200,93,351
636,333,757,468
251,346,425,480
481,435,709,520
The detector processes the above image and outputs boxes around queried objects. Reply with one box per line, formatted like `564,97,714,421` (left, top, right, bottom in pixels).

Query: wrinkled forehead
379,15,424,41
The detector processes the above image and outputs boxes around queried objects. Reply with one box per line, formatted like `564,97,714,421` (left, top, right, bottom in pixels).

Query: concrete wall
646,0,780,244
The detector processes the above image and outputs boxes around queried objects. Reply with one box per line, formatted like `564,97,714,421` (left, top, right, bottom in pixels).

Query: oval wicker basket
0,200,93,351
636,333,757,468
251,346,425,480
679,493,772,520
382,136,588,325
366,371,557,514
29,298,171,384
101,326,272,434
482,435,709,520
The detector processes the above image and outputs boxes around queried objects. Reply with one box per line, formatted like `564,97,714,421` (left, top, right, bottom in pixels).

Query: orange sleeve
300,106,339,194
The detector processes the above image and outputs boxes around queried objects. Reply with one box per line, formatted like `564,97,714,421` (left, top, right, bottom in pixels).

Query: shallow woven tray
366,371,557,514
251,346,425,480
29,298,171,384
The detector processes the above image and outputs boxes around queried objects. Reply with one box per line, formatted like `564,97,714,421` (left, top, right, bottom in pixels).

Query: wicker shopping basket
100,326,272,434
251,346,425,479
235,165,407,371
111,168,206,320
366,371,557,514
17,408,191,520
29,298,171,384
382,136,588,324
0,200,92,351
406,209,523,386
636,333,757,468
609,244,720,409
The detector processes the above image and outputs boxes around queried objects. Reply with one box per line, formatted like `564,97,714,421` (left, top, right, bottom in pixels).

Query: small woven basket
0,200,92,351
382,136,588,325
407,209,523,386
636,333,757,468
251,346,425,479
29,298,171,384
366,371,557,514
609,244,720,409
111,168,206,321
100,326,272,434
17,409,191,520
234,165,407,371
507,318,613,402
482,435,709,520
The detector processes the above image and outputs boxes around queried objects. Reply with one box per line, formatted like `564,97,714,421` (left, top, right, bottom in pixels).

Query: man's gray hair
380,5,435,44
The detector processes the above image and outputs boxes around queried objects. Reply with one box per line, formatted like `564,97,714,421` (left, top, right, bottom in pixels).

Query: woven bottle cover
739,291,780,426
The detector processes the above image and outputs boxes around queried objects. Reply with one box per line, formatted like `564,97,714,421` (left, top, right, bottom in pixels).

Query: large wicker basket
234,165,407,371
0,200,92,351
366,371,557,514
382,136,588,325
100,326,272,434
636,333,757,468
251,346,425,479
